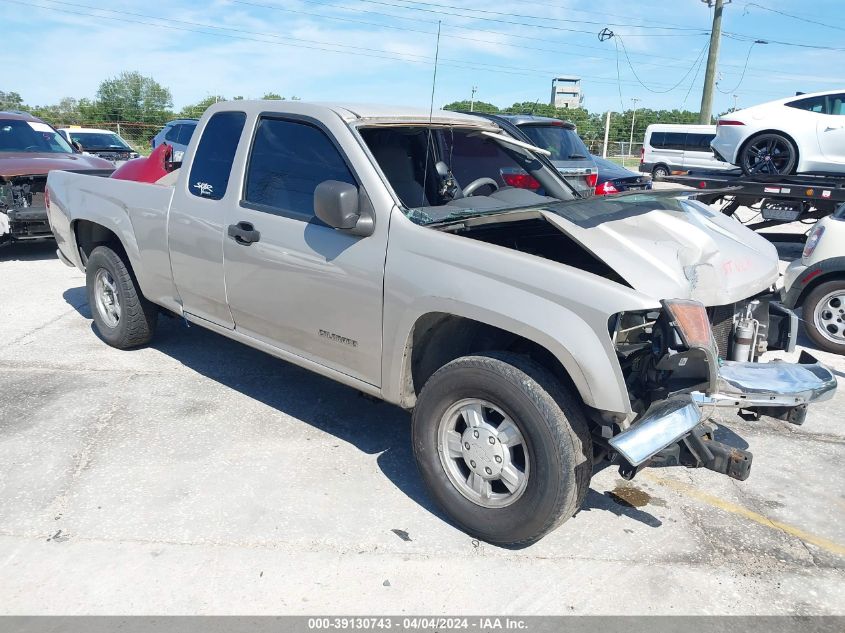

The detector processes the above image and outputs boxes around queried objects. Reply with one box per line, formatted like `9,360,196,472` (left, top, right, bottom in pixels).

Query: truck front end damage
0,175,51,246
607,299,836,481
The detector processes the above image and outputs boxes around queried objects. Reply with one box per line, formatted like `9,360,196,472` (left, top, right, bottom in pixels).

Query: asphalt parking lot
1,226,843,615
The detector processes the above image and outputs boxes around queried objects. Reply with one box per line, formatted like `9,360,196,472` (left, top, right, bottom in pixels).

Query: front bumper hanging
609,352,837,479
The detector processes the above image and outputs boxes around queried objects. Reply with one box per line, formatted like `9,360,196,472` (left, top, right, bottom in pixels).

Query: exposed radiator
709,303,736,359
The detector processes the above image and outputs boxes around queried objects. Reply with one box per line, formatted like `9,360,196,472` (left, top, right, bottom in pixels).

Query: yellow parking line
644,473,845,557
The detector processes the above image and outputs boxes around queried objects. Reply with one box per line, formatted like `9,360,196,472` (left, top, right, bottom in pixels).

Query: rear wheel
652,164,670,178
740,133,797,176
803,280,845,355
86,245,157,349
412,352,592,546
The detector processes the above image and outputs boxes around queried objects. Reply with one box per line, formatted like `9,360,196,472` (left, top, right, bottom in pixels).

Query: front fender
381,212,660,415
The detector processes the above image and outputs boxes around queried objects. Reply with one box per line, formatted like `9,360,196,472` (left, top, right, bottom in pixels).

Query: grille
709,303,736,359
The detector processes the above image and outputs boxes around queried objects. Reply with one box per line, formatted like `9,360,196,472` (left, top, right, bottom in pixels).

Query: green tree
178,95,225,119
262,92,283,100
442,100,499,113
95,71,173,123
0,91,24,110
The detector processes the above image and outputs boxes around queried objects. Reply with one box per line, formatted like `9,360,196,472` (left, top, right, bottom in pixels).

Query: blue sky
3,0,844,114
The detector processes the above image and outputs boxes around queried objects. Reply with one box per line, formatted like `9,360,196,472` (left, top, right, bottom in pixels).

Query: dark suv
467,113,597,196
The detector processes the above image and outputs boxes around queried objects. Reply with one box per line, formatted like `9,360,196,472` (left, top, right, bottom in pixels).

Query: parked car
711,89,845,176
58,127,139,166
640,124,731,178
0,111,113,246
782,203,845,354
467,112,597,196
591,155,652,195
150,119,197,161
46,101,836,545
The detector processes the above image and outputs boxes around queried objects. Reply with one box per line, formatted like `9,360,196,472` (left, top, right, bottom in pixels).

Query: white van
640,124,732,177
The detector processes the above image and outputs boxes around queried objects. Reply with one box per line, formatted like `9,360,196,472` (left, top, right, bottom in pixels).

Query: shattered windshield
359,125,575,225
0,119,74,154
69,132,131,150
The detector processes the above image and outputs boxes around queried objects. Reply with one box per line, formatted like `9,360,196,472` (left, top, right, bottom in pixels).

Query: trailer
659,169,845,241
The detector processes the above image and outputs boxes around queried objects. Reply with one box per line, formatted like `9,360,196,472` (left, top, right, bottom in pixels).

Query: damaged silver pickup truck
45,102,837,545
1,111,112,247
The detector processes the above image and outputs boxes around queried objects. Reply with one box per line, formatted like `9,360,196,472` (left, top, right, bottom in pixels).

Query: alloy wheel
437,398,530,508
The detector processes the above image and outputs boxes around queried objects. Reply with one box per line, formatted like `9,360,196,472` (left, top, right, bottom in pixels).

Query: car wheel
412,352,592,546
86,245,158,349
803,280,845,355
652,165,669,178
740,133,797,176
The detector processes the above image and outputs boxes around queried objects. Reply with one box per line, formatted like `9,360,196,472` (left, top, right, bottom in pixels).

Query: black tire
652,164,670,178
412,352,592,546
802,280,845,355
86,245,157,349
740,132,797,176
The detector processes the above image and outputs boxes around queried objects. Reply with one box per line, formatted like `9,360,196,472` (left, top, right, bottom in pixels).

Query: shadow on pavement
63,286,448,526
0,240,58,262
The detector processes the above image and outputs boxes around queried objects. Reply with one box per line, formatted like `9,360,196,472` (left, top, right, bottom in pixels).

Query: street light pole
470,86,478,112
629,98,640,158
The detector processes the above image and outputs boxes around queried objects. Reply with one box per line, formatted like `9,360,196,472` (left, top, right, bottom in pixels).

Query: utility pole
602,110,611,158
699,0,727,124
470,86,478,112
732,94,738,112
629,97,640,157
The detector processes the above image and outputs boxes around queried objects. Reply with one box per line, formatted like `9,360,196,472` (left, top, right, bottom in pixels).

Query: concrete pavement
0,239,843,615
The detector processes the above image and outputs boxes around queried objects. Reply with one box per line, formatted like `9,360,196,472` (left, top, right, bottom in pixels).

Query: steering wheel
463,177,499,197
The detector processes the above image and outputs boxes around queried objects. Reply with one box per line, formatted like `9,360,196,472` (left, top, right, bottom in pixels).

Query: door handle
824,125,844,132
227,221,261,245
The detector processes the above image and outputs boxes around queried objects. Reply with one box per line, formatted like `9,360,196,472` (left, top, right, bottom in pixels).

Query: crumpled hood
541,191,779,306
0,151,114,178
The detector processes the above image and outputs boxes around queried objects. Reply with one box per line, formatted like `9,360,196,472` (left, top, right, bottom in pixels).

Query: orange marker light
662,299,714,349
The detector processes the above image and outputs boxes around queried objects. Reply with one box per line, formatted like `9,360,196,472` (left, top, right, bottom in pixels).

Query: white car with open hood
44,101,837,545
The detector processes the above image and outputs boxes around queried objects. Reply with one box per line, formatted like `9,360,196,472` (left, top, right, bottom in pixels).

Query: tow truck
658,169,845,241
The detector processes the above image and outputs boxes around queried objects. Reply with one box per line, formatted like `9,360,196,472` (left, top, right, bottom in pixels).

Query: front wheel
86,245,157,349
412,353,592,546
740,133,797,176
803,280,845,355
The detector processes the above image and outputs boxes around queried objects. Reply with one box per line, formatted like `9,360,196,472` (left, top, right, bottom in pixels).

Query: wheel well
796,270,845,309
652,163,669,174
738,129,800,169
402,313,579,406
73,220,125,266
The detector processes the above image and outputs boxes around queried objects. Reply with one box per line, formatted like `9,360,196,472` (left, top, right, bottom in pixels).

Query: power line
616,35,710,94
239,0,771,78
3,0,737,93
342,0,711,36
344,0,710,32
737,1,845,32
716,40,764,94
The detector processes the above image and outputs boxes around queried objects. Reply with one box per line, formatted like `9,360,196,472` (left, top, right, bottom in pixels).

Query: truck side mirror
71,140,83,153
314,180,375,237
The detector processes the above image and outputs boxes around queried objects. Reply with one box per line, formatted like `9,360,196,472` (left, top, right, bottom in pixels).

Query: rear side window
787,95,826,113
164,124,181,142
244,117,356,220
687,133,715,150
178,123,197,145
188,112,246,200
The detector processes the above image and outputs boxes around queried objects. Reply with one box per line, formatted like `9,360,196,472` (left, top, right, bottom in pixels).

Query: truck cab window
244,118,356,220
188,112,246,200
164,125,181,142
